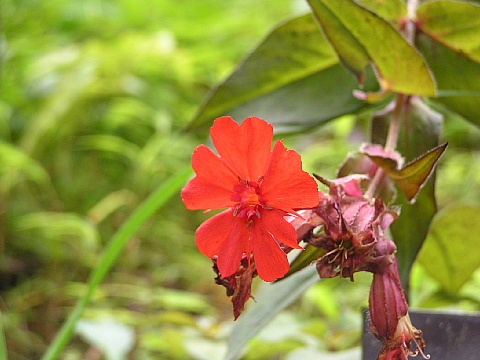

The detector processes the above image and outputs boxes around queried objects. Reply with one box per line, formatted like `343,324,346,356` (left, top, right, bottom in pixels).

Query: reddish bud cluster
309,175,398,280
182,117,428,359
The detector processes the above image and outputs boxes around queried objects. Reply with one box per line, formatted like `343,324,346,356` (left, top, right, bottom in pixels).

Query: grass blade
0,312,8,360
41,167,193,360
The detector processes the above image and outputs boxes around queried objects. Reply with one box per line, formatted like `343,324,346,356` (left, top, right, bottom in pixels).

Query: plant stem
384,94,407,152
406,0,420,44
365,0,420,199
365,93,406,199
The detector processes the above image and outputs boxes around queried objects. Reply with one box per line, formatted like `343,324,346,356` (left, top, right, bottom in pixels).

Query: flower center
241,186,260,206
231,180,265,222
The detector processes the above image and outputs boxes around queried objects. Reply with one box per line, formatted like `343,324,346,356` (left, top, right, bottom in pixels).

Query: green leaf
417,204,480,294
0,140,54,195
226,64,376,133
282,245,326,280
417,29,480,126
0,312,7,360
308,1,370,79
308,0,436,96
357,0,408,26
225,266,320,360
372,97,443,285
367,143,448,203
416,0,480,63
76,135,140,164
41,166,193,360
14,212,100,264
188,14,377,133
390,143,447,202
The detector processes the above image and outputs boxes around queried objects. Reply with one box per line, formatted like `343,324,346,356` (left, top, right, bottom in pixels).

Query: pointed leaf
416,0,480,63
308,0,436,96
282,245,326,280
390,143,447,202
187,14,336,132
187,14,380,133
225,266,320,360
417,204,480,294
367,143,448,202
226,64,379,133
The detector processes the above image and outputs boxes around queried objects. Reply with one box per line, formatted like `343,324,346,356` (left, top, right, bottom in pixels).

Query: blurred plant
1,0,480,359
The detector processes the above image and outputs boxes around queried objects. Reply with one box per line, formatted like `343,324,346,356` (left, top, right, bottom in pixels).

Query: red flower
182,116,319,282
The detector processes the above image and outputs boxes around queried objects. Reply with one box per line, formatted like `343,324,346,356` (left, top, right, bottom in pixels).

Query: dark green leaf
187,14,385,133
372,97,443,286
308,0,436,96
416,0,480,63
226,64,371,133
417,204,480,294
187,14,337,132
417,30,480,126
307,1,370,79
225,266,320,360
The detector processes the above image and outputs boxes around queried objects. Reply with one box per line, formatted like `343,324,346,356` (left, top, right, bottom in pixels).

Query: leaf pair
188,0,480,133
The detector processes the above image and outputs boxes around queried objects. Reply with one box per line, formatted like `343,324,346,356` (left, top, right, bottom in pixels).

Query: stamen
412,330,430,359
233,205,240,216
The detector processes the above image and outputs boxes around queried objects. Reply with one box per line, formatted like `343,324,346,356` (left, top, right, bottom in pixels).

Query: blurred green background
1,0,480,359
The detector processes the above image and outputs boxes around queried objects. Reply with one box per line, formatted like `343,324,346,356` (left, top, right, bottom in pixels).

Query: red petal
259,208,303,250
251,222,290,282
181,145,237,210
210,116,273,181
261,141,319,213
217,216,251,278
195,209,237,258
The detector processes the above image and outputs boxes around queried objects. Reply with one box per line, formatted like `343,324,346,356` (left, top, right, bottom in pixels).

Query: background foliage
1,0,480,359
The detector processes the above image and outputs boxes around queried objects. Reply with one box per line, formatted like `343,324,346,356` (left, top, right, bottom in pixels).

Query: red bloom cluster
291,174,429,360
182,116,319,283
182,116,428,359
